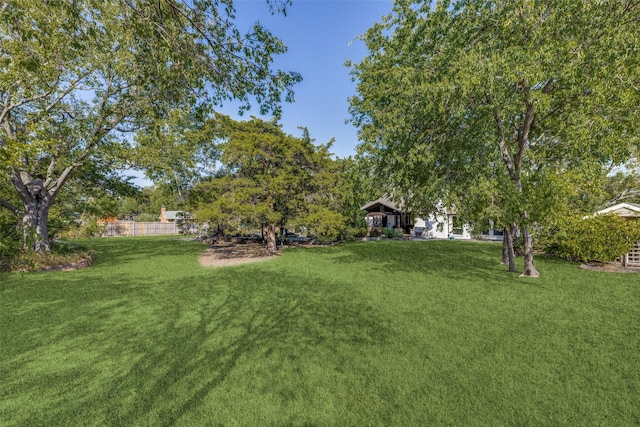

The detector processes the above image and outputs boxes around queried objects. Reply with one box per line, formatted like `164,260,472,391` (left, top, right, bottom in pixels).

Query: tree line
2,0,639,275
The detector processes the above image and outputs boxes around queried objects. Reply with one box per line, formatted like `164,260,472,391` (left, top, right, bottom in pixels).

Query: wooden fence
103,221,183,237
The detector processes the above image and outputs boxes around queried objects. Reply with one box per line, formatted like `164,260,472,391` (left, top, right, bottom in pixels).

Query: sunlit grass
1,237,638,426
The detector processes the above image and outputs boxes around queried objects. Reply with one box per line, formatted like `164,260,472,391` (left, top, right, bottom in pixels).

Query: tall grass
1,238,638,426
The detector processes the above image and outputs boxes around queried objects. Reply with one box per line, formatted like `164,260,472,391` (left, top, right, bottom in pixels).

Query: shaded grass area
1,238,638,426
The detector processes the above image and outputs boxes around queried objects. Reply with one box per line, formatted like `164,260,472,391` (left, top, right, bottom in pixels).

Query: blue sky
220,0,394,158
132,1,393,186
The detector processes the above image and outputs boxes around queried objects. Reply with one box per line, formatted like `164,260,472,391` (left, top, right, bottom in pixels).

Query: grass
1,237,638,426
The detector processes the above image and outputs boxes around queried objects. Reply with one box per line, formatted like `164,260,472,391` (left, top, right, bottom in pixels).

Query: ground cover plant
1,238,638,426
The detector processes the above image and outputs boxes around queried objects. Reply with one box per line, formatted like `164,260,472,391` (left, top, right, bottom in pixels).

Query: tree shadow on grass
4,268,392,426
108,271,391,425
325,240,514,283
77,237,206,268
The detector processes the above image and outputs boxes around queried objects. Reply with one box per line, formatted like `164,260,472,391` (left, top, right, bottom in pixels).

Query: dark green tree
189,115,336,253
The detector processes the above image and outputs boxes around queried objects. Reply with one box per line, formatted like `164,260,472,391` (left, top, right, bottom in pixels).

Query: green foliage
333,157,379,230
349,0,640,275
0,0,300,252
134,213,160,223
0,214,20,270
381,227,403,239
133,108,221,198
78,217,107,238
544,214,640,263
188,115,343,243
602,168,640,207
6,242,94,272
297,205,346,242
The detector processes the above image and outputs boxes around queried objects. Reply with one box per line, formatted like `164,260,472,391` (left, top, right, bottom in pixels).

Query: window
451,215,464,235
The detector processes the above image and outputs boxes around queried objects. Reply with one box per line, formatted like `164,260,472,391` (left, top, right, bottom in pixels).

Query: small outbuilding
595,202,640,267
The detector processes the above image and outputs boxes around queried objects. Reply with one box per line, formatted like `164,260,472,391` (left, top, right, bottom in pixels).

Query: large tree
189,114,336,253
349,0,640,276
0,0,300,252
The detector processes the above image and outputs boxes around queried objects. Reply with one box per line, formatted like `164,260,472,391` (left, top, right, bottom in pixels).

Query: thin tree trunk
519,216,539,277
501,224,517,273
266,222,278,254
501,226,509,263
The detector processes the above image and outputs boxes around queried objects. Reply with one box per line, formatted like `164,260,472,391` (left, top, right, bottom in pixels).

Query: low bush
343,226,368,240
0,216,21,272
382,227,403,239
8,242,95,272
543,214,640,263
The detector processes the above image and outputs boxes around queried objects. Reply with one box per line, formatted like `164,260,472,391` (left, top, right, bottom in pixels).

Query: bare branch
9,168,31,204
0,198,22,216
0,89,55,125
487,92,516,180
514,100,535,173
44,75,88,113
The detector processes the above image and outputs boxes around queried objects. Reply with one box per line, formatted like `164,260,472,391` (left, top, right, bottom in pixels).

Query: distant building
159,206,182,223
360,197,499,240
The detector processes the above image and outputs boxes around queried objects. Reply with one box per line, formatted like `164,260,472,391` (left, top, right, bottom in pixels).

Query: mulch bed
204,242,272,259
580,263,640,273
198,242,277,267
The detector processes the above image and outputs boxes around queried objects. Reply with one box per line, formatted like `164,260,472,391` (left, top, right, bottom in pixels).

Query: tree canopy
0,0,300,252
188,114,338,252
349,0,640,276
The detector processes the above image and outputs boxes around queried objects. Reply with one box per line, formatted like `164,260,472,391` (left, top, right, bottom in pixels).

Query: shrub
343,226,368,240
368,227,382,237
0,214,21,271
135,213,160,222
81,217,107,237
8,242,95,272
544,214,640,263
300,206,346,243
382,228,403,239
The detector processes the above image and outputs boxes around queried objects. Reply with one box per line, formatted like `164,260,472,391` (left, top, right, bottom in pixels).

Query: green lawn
1,237,638,426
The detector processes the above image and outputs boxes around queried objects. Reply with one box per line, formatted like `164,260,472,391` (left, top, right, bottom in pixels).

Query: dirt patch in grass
580,262,640,273
199,242,277,268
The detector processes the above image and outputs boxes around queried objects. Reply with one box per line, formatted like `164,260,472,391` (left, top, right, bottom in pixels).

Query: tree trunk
266,222,278,254
501,227,509,263
21,195,53,253
519,220,540,278
501,224,517,273
12,173,56,253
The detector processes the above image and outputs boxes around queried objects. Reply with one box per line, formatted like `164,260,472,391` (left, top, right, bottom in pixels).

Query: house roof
360,197,404,213
595,203,640,218
162,210,182,220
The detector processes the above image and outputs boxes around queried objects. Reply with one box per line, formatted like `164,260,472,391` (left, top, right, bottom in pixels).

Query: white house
413,208,473,240
361,197,499,240
594,202,640,267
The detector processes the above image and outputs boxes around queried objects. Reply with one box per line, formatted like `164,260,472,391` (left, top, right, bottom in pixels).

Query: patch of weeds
9,241,96,272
